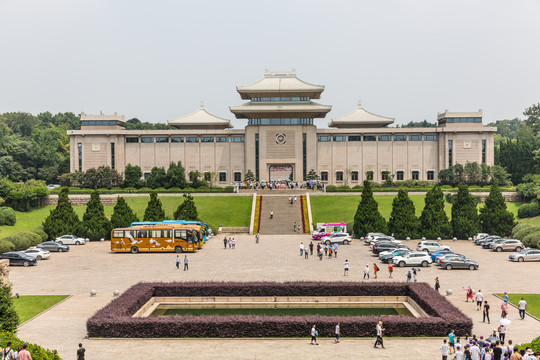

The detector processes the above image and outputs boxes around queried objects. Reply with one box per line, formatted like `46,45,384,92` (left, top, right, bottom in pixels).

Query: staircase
259,195,305,235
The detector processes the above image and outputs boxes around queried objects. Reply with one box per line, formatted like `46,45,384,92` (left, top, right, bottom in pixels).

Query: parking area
9,235,540,360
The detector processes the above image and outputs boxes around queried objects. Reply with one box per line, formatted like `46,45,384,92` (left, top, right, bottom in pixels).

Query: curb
492,293,540,323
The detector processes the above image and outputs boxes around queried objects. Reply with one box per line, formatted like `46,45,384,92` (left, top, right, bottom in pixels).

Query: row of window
251,97,310,102
445,117,482,123
320,170,435,181
248,118,313,126
143,171,242,183
126,136,245,143
317,135,438,142
81,120,118,126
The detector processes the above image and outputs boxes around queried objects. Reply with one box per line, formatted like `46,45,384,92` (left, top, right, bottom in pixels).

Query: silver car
320,233,351,245
509,249,540,262
491,239,523,252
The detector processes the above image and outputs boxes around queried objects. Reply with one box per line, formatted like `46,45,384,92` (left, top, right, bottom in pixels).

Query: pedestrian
388,264,393,278
503,292,509,306
294,196,297,203
288,196,292,204
328,246,333,258
364,264,370,279
344,259,349,276
232,238,235,249
412,267,419,282
305,248,309,259
309,242,314,255
183,255,189,271
518,297,527,320
465,345,472,360
374,321,385,348
270,211,273,219
319,247,323,260
493,341,503,360
316,243,321,255
373,263,379,279
223,237,227,249
441,339,450,360
500,324,506,342
471,341,481,360
501,302,508,318
17,343,32,360
77,343,85,360
449,330,456,354
2,342,14,360
300,242,304,256
335,322,341,343
293,222,297,232
406,269,412,282
333,244,338,258
483,301,491,324
228,238,232,248
435,277,441,292
256,233,259,244
465,285,474,302
476,290,484,311
175,255,180,270
310,324,319,345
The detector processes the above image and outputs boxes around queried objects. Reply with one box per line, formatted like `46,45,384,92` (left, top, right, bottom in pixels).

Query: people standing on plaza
374,321,385,348
77,343,85,360
309,242,314,255
232,238,235,249
406,269,412,282
334,322,341,343
304,247,309,259
256,233,259,244
471,341,481,360
223,237,227,249
270,211,273,219
518,297,527,320
299,242,304,256
373,263,379,279
465,285,474,302
228,238,232,248
17,343,32,360
499,324,506,342
476,290,484,311
449,330,456,354
316,243,321,256
324,245,328,256
310,324,319,345
344,260,349,276
288,196,292,204
293,222,297,232
501,302,508,318
503,292,509,306
412,267,419,282
493,341,503,360
464,345,472,360
483,301,491,324
328,246,333,258
319,247,323,260
363,264,370,279
183,255,189,271
435,277,441,292
388,264,393,278
333,244,338,258
175,255,180,270
294,196,297,204
441,339,450,360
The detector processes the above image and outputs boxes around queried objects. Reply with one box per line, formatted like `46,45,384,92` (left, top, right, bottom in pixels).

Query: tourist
478,337,485,348
406,269,412,282
2,342,14,360
309,242,314,255
175,255,180,270
77,343,85,360
455,345,465,360
412,267,419,282
270,211,273,219
232,238,235,249
518,297,527,320
319,247,323,260
374,321,385,348
299,242,304,256
324,245,328,256
464,345,472,360
449,330,456,354
316,243,321,256
500,325,506,343
494,341,503,360
328,246,333,258
294,196,297,203
441,339,450,360
310,324,319,345
471,341,481,360
293,222,297,232
510,348,521,360
506,340,514,356
17,343,32,360
256,233,259,244
223,237,227,249
476,290,484,311
484,301,491,324
288,196,292,204
228,238,232,248
304,248,309,259
333,244,338,258
373,263,379,279
363,264,370,279
503,292,509,306
465,285,474,302
435,277,441,292
334,322,341,343
183,255,189,271
344,260,349,276
388,264,393,278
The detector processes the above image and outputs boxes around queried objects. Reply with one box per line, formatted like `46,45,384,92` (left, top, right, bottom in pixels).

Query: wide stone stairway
258,195,305,235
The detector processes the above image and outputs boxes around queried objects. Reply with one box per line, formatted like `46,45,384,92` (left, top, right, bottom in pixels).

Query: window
409,135,421,141
351,171,359,181
141,137,154,143
219,172,227,182
248,118,313,125
348,135,361,141
412,171,419,180
393,135,407,141
155,137,169,143
81,120,117,126
110,142,115,169
378,135,391,141
234,172,241,182
321,171,328,181
78,143,82,171
366,171,374,181
201,136,214,142
445,117,482,123
363,135,376,141
144,172,151,180
216,136,229,142
424,135,437,141
482,139,486,163
126,137,139,143
186,137,199,143
336,171,344,181
231,136,244,142
171,137,184,143
302,133,307,180
396,171,404,180
427,171,435,180
333,135,346,142
203,172,212,181
255,134,259,180
318,135,331,142
448,140,453,166
381,171,389,181
251,96,310,102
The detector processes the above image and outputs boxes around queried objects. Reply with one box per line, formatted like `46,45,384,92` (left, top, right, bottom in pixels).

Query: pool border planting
86,281,472,338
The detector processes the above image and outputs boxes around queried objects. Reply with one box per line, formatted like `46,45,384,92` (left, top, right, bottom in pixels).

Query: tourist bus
110,224,198,254
312,222,347,240
132,220,210,246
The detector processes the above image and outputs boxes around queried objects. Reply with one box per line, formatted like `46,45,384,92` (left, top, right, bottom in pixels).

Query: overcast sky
1,0,539,128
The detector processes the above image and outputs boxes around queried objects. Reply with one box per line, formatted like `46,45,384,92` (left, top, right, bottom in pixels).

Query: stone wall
0,259,9,285
41,195,120,206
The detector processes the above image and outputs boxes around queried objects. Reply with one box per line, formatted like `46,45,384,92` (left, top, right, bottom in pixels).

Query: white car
416,241,450,253
364,233,388,244
55,235,88,245
320,233,352,245
370,237,401,249
23,248,51,260
473,233,489,241
393,252,432,267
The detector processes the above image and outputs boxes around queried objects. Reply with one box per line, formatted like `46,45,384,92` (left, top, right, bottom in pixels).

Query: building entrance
269,165,293,181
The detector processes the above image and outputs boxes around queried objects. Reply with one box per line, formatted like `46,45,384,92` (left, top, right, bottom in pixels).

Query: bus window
113,230,124,238
151,230,161,238
187,231,194,243
163,230,171,238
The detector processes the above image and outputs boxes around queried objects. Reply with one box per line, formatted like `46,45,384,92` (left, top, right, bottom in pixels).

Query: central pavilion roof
168,103,232,129
329,101,395,128
236,69,325,99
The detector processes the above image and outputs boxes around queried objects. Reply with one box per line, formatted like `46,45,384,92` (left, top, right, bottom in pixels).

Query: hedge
0,207,16,226
0,240,15,254
324,185,515,193
87,281,471,338
518,201,540,219
0,332,61,360
50,186,234,195
522,232,540,248
0,230,45,253
514,227,540,241
512,223,534,237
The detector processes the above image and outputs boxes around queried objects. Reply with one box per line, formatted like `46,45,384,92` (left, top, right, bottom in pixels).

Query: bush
3,232,41,251
346,221,354,237
522,232,540,248
0,332,60,360
514,227,540,241
325,185,338,192
518,335,540,355
31,227,49,242
512,223,534,237
0,207,16,226
518,202,540,219
0,240,15,254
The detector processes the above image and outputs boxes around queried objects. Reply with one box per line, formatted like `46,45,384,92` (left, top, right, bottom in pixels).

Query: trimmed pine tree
479,181,517,236
173,193,199,220
420,186,452,239
80,190,112,241
143,191,165,221
110,196,140,229
451,184,480,239
0,282,20,332
353,180,387,238
388,189,420,239
42,187,80,240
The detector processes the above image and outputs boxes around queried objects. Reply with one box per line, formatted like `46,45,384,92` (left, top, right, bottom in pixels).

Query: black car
476,235,501,246
0,252,38,267
379,249,411,263
37,241,70,252
372,242,408,254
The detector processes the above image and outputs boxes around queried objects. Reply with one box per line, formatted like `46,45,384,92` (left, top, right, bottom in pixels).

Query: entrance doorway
269,165,293,181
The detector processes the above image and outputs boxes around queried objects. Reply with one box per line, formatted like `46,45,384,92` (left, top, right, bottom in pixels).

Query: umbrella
499,318,511,326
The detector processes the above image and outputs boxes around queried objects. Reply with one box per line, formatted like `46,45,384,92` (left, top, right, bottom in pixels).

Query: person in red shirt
388,264,393,278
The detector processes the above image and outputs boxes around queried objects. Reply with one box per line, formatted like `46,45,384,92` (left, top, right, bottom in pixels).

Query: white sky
0,0,539,129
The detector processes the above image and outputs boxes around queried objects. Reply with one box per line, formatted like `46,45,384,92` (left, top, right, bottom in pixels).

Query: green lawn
497,294,540,318
0,196,252,239
162,307,404,317
12,295,69,323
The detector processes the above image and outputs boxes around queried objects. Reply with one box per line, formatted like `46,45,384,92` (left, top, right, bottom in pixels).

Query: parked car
369,237,401,248
475,235,501,246
379,249,411,263
37,241,70,252
364,233,389,244
416,241,450,253
0,252,38,267
429,249,455,261
473,233,489,241
509,248,540,262
482,237,503,249
372,242,408,254
23,248,50,260
393,252,432,267
435,253,466,264
320,233,351,245
491,239,524,252
55,235,88,245
440,257,479,270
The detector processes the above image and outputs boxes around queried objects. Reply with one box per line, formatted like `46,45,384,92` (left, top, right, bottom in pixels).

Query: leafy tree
388,189,420,239
464,162,482,185
146,167,167,189
80,190,112,241
400,120,437,128
245,169,256,182
125,118,175,130
524,103,540,134
124,164,143,188
479,181,516,236
42,187,80,240
110,196,139,229
451,184,480,239
305,169,319,181
143,191,165,221
173,193,199,220
496,129,538,184
353,180,387,237
166,161,186,189
420,186,452,239
0,282,19,332
188,170,205,188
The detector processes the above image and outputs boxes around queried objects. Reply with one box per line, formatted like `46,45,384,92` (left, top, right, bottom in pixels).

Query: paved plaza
9,235,540,359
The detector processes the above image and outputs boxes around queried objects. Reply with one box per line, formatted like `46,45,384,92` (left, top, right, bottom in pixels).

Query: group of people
234,180,325,191
175,255,189,271
0,342,40,360
223,237,236,249
309,321,384,347
299,242,339,260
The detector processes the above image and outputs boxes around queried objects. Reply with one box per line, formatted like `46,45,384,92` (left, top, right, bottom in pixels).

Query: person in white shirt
470,342,481,360
299,243,304,256
441,339,450,360
455,345,465,360
476,290,484,311
310,324,318,345
519,297,527,319
374,321,385,348
363,264,370,279
344,260,349,276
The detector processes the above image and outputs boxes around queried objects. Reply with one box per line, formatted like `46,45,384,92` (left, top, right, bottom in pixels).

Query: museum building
68,70,496,185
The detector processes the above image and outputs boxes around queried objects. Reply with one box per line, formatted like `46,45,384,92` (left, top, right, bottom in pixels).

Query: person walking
412,267,419,282
388,264,393,278
441,339,450,360
309,242,314,255
232,238,235,249
270,211,273,219
333,244,338,258
503,292,509,306
334,322,341,343
435,277,441,292
299,242,304,256
373,263,379,279
304,248,309,259
465,285,474,302
294,196,297,204
363,264,370,279
293,222,297,232
406,269,412,283
324,245,328,256
518,297,527,320
483,301,491,324
501,302,508,318
17,343,32,360
175,255,180,270
310,324,319,345
476,290,484,311
183,255,189,271
344,260,349,276
319,247,323,260
256,233,259,244
449,330,456,354
2,342,14,360
228,238,232,249
77,343,85,360
499,324,506,343
223,237,227,249
374,321,385,348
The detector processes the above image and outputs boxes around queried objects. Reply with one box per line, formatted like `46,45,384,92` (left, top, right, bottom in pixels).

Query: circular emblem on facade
275,133,287,145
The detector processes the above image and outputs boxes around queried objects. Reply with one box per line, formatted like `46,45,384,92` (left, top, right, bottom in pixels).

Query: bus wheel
130,246,139,254
174,246,183,253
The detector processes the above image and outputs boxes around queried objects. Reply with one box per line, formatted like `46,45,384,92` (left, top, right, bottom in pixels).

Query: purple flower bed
87,282,471,338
